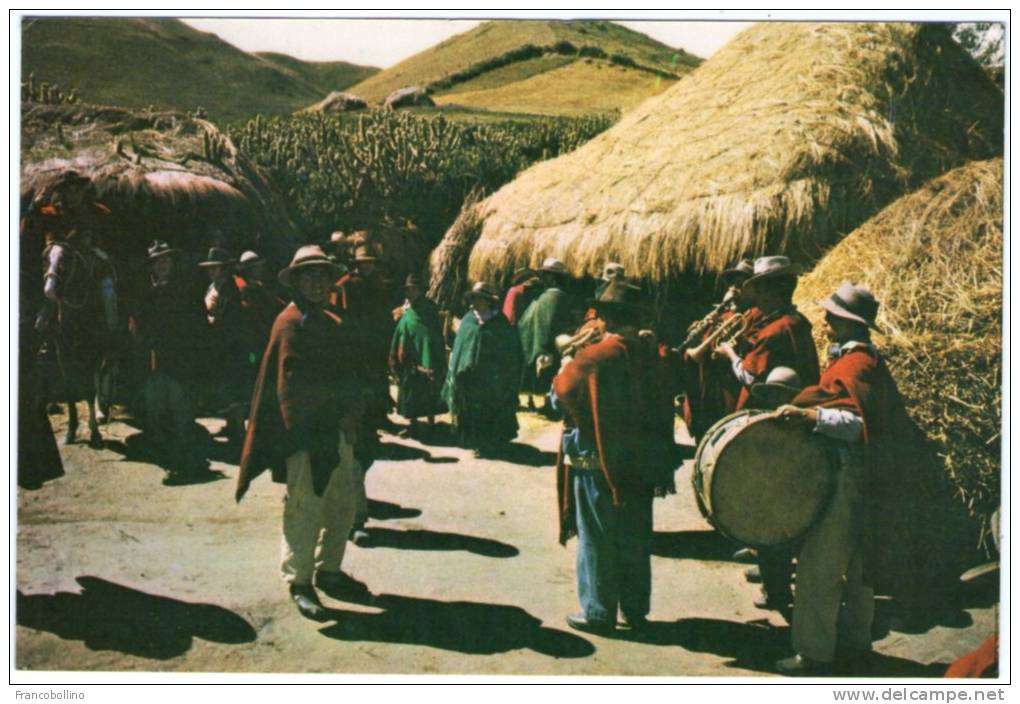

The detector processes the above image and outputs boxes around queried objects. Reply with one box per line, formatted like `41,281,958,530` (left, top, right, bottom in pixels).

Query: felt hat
818,282,881,332
601,262,625,282
721,258,755,282
510,267,539,286
743,255,800,289
237,250,264,269
464,281,501,304
146,240,177,262
198,247,237,268
278,244,342,287
749,366,803,408
538,257,568,276
594,279,646,310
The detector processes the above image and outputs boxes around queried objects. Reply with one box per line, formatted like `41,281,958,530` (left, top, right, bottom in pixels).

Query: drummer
771,283,892,676
715,256,820,409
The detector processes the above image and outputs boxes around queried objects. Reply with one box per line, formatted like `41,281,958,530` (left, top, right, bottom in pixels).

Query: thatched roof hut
384,86,435,109
20,102,300,274
793,157,1003,545
301,91,367,114
436,23,1002,301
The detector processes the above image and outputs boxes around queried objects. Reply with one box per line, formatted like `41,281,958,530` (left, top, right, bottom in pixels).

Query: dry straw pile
794,158,1003,539
451,22,1001,290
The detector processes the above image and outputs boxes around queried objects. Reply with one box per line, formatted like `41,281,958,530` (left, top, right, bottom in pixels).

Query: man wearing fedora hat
237,245,373,620
442,282,523,456
198,247,250,445
518,258,579,413
131,241,210,481
772,282,915,675
552,280,677,635
389,274,446,437
715,256,820,412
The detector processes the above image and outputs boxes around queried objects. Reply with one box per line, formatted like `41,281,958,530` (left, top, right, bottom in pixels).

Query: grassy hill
20,17,377,123
348,19,701,112
255,51,378,95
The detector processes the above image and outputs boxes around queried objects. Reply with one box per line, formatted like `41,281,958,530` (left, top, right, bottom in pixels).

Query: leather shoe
290,585,329,621
733,547,757,563
565,613,615,636
775,654,833,677
351,528,372,547
744,565,762,583
617,614,648,633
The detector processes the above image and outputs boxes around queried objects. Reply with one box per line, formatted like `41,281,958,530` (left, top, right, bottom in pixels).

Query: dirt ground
15,400,998,678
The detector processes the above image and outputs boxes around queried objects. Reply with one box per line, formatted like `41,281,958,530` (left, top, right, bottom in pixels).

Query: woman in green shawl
442,282,524,456
389,275,446,436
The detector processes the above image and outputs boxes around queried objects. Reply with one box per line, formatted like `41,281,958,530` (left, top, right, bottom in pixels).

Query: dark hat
743,256,800,289
721,258,755,281
464,281,501,304
510,267,540,286
147,240,177,262
198,247,237,268
278,245,342,287
749,366,803,408
818,282,881,332
237,250,265,269
404,273,425,289
594,279,646,310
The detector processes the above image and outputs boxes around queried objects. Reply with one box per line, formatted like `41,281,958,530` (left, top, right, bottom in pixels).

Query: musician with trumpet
713,256,820,410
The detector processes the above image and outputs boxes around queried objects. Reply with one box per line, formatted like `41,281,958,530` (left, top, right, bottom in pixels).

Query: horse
40,235,119,448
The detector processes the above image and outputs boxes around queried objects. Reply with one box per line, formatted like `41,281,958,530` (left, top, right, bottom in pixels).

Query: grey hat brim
749,382,801,408
198,260,237,268
818,297,881,332
742,264,800,289
278,260,342,287
238,257,265,270
147,249,177,262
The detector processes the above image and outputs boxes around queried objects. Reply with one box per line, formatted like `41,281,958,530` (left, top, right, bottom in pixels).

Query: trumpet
684,309,753,363
680,286,738,349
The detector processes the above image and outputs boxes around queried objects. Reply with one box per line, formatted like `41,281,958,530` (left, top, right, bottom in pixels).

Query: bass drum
692,410,836,547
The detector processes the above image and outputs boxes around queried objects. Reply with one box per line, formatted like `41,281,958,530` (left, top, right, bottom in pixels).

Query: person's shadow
16,576,256,660
102,431,226,486
367,499,422,521
359,527,519,558
484,442,557,467
375,441,458,464
651,530,742,561
619,617,949,676
319,593,594,658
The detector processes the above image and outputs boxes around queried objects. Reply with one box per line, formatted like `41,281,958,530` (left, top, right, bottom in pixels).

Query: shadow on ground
367,499,422,521
319,593,594,658
651,530,741,562
487,442,557,467
16,576,255,660
360,527,519,558
375,441,458,464
102,431,226,487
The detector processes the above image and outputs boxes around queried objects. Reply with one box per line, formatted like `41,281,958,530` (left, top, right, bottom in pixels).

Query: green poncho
389,297,445,419
517,286,574,393
441,310,523,446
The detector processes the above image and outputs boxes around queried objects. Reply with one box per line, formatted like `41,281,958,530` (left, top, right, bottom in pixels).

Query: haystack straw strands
794,157,1003,543
456,23,1002,288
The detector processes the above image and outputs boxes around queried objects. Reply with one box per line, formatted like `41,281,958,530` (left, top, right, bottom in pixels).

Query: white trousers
792,448,875,662
280,431,362,585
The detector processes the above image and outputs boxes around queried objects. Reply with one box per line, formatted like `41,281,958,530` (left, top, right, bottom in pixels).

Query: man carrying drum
771,283,897,676
715,256,820,409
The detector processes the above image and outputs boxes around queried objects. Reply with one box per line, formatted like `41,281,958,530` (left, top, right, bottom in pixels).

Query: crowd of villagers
22,191,992,677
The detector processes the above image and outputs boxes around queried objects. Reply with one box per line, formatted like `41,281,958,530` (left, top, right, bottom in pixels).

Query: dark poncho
390,297,446,419
442,310,523,446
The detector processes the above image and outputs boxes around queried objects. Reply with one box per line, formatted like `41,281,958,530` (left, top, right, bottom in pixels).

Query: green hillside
20,17,377,123
349,20,701,106
255,52,378,96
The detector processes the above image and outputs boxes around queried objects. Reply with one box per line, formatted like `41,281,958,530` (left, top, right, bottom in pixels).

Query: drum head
704,413,834,546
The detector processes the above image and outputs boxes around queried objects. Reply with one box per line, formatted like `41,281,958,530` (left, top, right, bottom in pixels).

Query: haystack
794,157,1003,545
436,22,1001,301
384,86,435,109
301,91,367,114
20,101,300,275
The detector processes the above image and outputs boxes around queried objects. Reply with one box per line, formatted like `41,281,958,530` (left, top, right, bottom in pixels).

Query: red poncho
552,334,676,544
735,308,820,409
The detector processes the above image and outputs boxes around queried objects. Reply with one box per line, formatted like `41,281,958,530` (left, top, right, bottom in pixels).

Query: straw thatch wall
794,158,1002,544
20,102,299,273
449,23,1002,294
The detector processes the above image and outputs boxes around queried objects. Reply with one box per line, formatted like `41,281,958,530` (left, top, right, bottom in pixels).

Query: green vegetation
255,52,378,95
227,109,615,242
349,20,701,104
21,18,378,122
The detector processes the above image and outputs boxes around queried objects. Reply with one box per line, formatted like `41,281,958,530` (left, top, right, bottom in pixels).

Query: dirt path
15,404,996,677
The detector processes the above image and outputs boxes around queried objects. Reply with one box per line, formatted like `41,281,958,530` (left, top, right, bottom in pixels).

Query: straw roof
20,102,299,269
794,157,1003,541
456,22,1002,287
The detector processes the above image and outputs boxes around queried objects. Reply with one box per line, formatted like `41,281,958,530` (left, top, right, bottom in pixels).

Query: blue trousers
574,471,653,624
